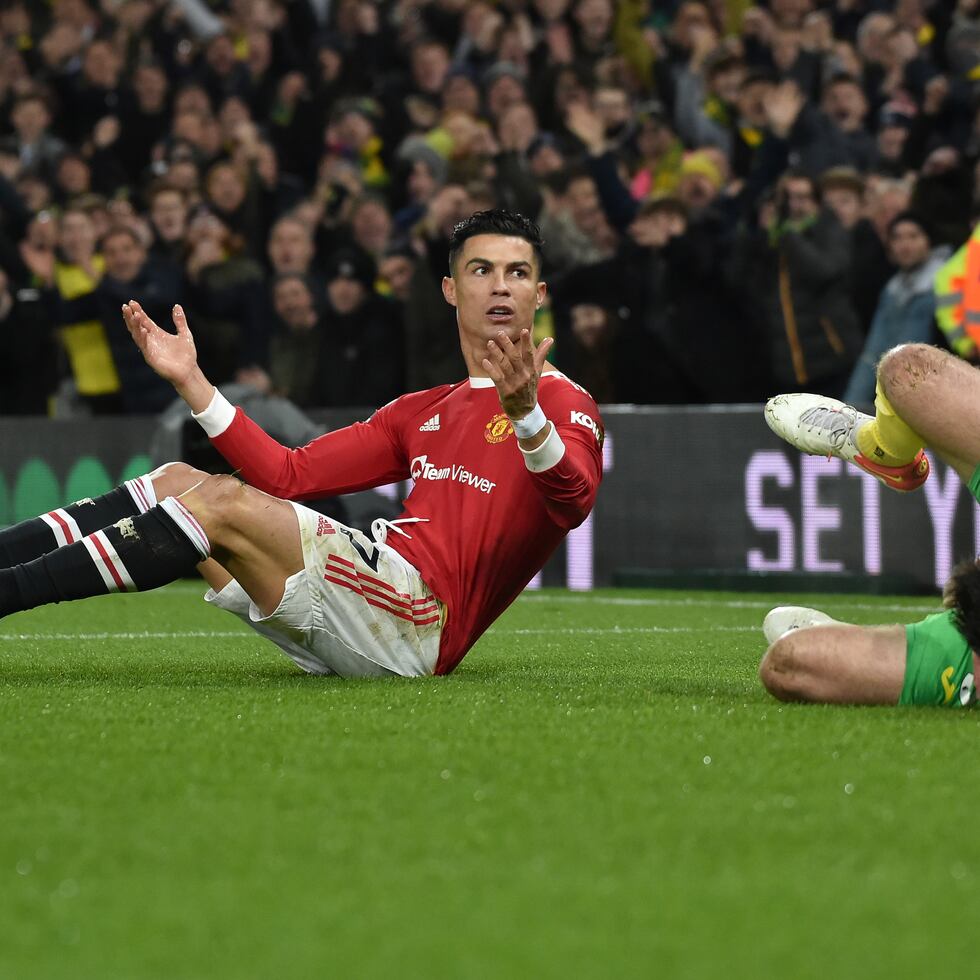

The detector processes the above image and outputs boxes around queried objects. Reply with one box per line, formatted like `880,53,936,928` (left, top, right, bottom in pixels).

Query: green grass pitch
1,584,978,979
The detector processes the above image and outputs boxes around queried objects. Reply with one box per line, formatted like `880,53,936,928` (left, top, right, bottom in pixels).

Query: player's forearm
175,365,217,415
529,451,601,529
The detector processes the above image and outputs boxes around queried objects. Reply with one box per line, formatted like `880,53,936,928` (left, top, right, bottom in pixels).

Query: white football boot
762,606,841,645
764,392,929,492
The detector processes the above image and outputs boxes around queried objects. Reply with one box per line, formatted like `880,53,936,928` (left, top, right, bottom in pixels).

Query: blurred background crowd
1,0,979,416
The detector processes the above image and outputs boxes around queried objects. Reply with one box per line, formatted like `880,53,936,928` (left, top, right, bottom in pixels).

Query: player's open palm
483,328,554,420
122,300,198,388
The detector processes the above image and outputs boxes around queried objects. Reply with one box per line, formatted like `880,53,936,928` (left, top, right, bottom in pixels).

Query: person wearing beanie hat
526,132,565,178
886,209,932,241
818,166,865,231
844,212,952,404
318,245,405,408
442,65,482,116
397,136,449,187
874,101,916,177
484,62,527,122
324,246,376,291
678,149,723,187
677,149,723,211
481,61,527,89
392,140,447,235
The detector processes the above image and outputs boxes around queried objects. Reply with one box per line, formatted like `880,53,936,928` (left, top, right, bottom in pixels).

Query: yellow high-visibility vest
935,225,980,357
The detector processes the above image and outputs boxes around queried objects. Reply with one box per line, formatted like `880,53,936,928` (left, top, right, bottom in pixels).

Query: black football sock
0,497,210,618
0,476,157,567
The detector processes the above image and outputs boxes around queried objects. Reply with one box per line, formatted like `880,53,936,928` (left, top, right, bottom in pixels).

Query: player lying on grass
0,210,603,677
760,342,980,706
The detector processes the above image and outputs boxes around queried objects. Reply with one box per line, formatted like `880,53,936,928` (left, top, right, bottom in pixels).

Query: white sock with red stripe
0,476,159,567
124,476,157,513
0,502,210,617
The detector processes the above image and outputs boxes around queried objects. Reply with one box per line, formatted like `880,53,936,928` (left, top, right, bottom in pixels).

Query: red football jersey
210,373,603,673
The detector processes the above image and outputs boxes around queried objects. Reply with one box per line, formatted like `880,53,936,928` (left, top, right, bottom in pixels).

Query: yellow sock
854,381,924,466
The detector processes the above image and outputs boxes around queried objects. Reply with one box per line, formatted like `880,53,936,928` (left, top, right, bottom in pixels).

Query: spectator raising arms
0,0,975,413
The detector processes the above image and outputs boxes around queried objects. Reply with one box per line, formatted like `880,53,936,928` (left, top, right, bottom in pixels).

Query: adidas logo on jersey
316,516,336,536
419,414,441,432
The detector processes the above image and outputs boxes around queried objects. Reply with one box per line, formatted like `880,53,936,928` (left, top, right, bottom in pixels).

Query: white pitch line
0,625,783,642
493,626,757,635
517,594,942,615
156,583,942,616
0,631,251,641
0,626,755,641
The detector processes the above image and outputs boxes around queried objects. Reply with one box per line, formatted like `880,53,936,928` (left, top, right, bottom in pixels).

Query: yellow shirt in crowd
53,257,121,396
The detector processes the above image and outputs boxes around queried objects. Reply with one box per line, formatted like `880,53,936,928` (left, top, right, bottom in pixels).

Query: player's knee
148,461,208,499
877,344,947,401
759,633,815,702
170,475,247,551
179,473,250,533
192,472,246,507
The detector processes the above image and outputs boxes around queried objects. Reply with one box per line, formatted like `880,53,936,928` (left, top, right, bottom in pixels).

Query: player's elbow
548,498,594,530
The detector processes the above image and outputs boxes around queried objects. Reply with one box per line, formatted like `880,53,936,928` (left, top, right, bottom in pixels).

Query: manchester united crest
484,412,513,444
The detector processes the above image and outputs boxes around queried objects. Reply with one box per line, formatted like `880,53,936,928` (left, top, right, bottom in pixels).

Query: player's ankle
855,422,919,468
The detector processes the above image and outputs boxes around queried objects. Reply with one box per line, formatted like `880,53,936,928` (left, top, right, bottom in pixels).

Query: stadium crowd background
0,0,977,417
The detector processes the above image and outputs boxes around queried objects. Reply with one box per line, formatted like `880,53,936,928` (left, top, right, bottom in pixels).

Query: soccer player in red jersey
0,211,603,676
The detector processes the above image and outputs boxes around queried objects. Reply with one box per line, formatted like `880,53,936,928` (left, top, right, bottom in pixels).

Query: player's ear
442,275,457,307
535,281,547,308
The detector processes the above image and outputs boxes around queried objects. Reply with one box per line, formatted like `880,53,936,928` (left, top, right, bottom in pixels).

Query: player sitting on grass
760,342,980,706
0,210,603,677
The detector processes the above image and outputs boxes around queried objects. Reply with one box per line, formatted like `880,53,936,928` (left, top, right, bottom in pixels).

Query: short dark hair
944,559,980,654
100,225,144,249
825,73,863,93
778,168,821,203
636,196,688,221
541,165,592,197
887,209,932,241
447,209,544,274
706,52,743,80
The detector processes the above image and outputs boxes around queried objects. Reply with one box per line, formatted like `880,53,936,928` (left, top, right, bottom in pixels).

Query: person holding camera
731,169,863,397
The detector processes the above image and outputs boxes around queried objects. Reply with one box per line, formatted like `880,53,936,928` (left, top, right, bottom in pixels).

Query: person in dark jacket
0,266,58,414
314,248,404,408
24,225,182,414
403,183,476,390
267,273,324,408
731,171,863,396
818,167,895,335
551,196,767,403
788,74,876,175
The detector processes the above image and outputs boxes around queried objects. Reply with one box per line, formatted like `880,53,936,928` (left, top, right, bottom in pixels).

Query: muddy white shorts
204,503,444,677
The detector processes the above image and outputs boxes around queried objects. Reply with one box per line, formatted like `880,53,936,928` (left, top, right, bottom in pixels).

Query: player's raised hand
483,328,554,422
123,300,217,412
122,300,198,388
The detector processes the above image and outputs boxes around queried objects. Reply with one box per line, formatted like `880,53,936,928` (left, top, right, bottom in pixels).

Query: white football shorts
204,503,444,677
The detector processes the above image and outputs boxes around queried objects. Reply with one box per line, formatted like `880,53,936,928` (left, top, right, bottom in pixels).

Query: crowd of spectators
0,0,978,415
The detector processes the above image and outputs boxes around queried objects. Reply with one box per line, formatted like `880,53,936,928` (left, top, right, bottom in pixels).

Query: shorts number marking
340,527,380,572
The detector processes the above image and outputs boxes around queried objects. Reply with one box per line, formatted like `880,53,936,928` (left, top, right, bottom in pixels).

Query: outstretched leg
759,623,907,704
766,344,980,491
0,461,205,567
761,604,979,708
0,470,302,620
0,461,266,598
